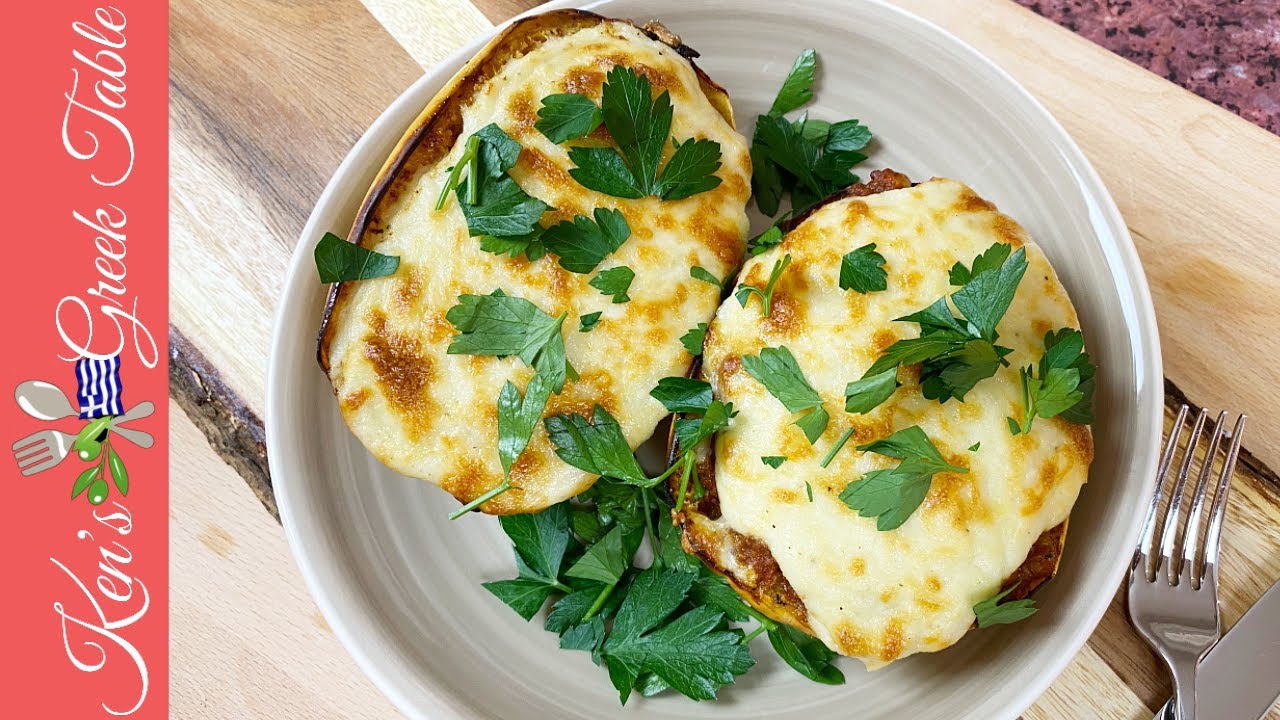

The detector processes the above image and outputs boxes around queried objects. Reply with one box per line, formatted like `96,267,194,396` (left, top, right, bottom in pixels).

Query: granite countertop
1018,0,1280,135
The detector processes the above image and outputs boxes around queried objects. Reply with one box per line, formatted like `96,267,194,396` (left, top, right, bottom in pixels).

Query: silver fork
1128,405,1247,720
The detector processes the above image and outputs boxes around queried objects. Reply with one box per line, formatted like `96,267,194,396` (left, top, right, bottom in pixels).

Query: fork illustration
11,401,155,476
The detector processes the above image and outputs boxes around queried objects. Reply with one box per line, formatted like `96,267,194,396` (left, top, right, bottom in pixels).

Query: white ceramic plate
267,1,1164,718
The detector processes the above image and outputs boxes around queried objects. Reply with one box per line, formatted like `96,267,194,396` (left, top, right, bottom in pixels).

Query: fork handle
1169,657,1198,720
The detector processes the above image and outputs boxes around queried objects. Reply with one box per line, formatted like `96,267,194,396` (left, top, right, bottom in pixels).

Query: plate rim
265,1,1165,718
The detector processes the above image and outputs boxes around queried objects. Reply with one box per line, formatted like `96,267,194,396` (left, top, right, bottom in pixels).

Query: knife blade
1155,576,1280,719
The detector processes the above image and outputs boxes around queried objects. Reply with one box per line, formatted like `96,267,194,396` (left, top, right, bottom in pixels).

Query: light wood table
169,1,1280,717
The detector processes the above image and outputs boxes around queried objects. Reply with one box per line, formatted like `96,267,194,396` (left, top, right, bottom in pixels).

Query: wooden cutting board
168,0,1280,718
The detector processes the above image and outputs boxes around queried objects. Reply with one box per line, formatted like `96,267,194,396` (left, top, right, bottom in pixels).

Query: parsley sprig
650,377,737,510
445,290,575,392
751,50,874,217
735,253,792,317
973,584,1038,628
548,66,723,201
314,231,400,283
741,346,829,443
839,426,968,530
854,242,1028,408
1009,328,1096,434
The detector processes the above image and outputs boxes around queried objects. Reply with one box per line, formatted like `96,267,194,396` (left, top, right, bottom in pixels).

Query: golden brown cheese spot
925,575,943,592
420,309,456,345
1032,318,1052,337
850,558,866,576
763,291,802,336
879,589,895,603
655,212,676,232
393,271,424,312
548,370,618,419
900,270,924,293
769,488,802,504
362,312,436,439
340,389,370,413
518,147,574,194
718,355,742,380
835,625,872,657
993,215,1027,247
842,200,872,231
723,171,749,198
1058,419,1095,468
881,618,905,662
779,426,820,461
922,468,990,529
872,328,898,352
848,414,894,445
505,89,538,134
596,56,685,98
507,444,547,487
1022,457,1059,516
561,66,605,95
444,456,500,504
955,189,997,213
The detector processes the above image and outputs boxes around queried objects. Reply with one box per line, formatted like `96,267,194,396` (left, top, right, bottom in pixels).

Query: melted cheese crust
699,179,1092,668
325,20,751,513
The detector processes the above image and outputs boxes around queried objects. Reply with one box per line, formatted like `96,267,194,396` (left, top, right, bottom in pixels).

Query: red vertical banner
3,4,168,718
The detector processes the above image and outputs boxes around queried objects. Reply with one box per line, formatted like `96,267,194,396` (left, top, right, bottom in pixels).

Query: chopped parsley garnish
819,427,856,468
735,253,792,317
741,345,829,443
860,243,1027,404
541,208,631,273
761,456,787,469
455,124,551,239
589,265,635,303
767,624,843,684
314,231,400,283
949,241,1011,286
690,266,721,287
969,442,981,452
651,377,736,509
449,375,554,519
544,406,652,487
973,584,1038,628
1009,328,1096,434
535,93,604,143
560,67,723,201
839,243,887,293
843,367,899,414
750,50,873,216
579,312,603,332
839,426,968,530
445,290,573,392
680,323,708,356
747,222,785,256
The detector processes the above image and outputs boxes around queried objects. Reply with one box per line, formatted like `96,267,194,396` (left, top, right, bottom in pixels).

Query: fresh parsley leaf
819,427,856,468
656,138,724,200
768,625,845,685
844,367,899,414
824,119,873,158
969,442,981,452
656,516,701,574
841,426,968,530
500,504,572,583
855,425,948,462
590,266,635,303
536,93,603,143
567,146,645,198
602,568,754,703
673,400,736,452
973,584,1038,628
541,208,631,274
545,405,649,486
735,253,792,317
566,67,723,201
690,572,753,623
650,377,714,414
579,312,603,332
761,456,787,469
690,265,721,287
562,616,607,655
747,223,785,256
436,135,481,210
1011,328,1095,434
445,291,571,391
482,578,558,620
793,113,831,145
750,140,785,217
497,375,552,478
921,339,1007,403
754,113,823,197
949,242,1012,286
951,246,1027,341
566,525,633,585
546,587,600,635
839,243,888,293
769,48,817,116
456,125,552,239
742,345,829,443
314,232,400,283
479,233,548,261
680,323,707,356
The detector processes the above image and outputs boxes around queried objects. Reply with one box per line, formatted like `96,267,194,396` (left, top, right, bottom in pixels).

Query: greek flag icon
76,356,124,419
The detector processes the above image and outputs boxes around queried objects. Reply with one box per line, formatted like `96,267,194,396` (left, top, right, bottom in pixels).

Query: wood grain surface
168,0,1280,718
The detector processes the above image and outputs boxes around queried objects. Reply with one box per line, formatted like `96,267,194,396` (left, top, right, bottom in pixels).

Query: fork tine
17,451,52,470
1137,405,1188,579
20,455,57,476
1201,414,1246,584
1160,408,1208,583
13,443,49,462
1180,411,1227,587
11,434,42,452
